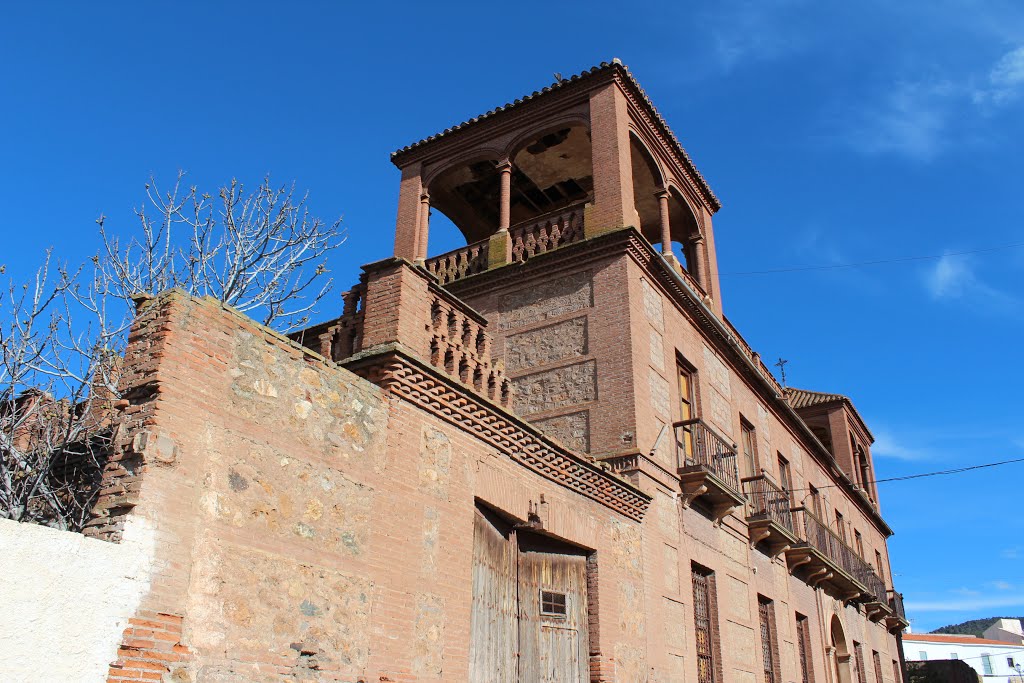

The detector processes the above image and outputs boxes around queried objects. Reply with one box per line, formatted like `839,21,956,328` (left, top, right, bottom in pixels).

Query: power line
783,457,1024,494
721,241,1024,276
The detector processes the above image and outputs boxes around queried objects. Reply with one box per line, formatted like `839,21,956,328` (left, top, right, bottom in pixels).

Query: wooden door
517,532,590,683
469,507,519,682
469,505,590,683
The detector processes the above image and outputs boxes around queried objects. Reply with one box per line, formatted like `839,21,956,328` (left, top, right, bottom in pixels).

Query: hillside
932,617,1024,637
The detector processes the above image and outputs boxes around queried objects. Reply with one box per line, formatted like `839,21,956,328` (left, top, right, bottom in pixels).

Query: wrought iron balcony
787,507,868,599
742,474,798,555
859,568,893,622
673,418,745,523
885,591,909,632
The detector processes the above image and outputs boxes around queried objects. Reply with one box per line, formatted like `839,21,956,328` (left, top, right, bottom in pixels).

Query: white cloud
974,46,1024,105
701,0,811,72
923,253,1018,312
872,429,929,461
848,45,1024,160
1002,547,1022,560
851,81,956,161
906,593,1024,612
993,581,1015,591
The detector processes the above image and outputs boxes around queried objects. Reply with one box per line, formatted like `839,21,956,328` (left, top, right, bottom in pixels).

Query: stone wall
86,291,647,682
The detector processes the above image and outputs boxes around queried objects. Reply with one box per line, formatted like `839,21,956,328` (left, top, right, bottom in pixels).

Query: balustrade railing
428,287,511,407
674,418,741,492
510,203,585,263
793,507,867,586
742,475,795,535
425,238,490,285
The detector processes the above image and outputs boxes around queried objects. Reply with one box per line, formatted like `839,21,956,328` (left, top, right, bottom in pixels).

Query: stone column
690,234,707,291
488,160,514,267
657,190,672,256
498,160,512,232
417,192,430,263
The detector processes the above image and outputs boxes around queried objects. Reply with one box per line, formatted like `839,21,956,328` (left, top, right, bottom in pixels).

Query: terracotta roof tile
785,387,848,410
390,60,721,211
905,634,1024,646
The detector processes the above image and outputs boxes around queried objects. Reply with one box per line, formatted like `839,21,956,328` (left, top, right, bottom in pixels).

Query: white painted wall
906,637,1024,683
0,517,154,683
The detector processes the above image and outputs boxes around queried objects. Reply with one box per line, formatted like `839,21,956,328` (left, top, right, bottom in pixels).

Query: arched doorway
831,615,852,683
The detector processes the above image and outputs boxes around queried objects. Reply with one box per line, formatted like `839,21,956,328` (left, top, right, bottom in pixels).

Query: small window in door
540,590,567,617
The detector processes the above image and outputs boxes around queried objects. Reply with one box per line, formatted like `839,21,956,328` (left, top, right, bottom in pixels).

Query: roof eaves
390,60,721,212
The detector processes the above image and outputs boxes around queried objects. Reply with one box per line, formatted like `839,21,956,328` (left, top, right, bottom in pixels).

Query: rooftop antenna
774,357,789,387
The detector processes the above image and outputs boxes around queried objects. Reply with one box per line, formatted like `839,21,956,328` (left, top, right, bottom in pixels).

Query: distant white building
985,620,1024,646
905,624,1024,683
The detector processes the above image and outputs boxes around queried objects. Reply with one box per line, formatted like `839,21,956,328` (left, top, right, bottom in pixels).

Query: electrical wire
720,242,1024,276
781,457,1024,494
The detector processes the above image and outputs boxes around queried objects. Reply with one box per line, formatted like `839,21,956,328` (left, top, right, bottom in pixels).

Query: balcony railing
674,418,740,492
793,507,867,587
889,591,906,621
509,203,585,264
743,475,795,535
424,237,490,285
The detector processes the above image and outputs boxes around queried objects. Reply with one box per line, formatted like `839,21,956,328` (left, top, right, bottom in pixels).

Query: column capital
497,159,513,173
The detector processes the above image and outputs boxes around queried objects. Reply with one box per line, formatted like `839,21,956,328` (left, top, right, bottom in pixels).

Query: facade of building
905,632,1024,683
72,61,907,682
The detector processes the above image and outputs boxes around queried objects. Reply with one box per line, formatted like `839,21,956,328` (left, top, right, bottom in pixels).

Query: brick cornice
342,345,651,522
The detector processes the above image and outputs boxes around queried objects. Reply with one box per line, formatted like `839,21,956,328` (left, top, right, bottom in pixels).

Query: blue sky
3,1,1023,633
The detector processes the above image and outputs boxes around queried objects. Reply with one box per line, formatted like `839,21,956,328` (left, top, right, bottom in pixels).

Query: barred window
540,590,567,617
796,613,814,683
692,565,718,683
853,641,867,683
758,597,778,683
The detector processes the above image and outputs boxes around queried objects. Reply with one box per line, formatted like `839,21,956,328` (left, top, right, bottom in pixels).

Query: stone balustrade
509,203,586,264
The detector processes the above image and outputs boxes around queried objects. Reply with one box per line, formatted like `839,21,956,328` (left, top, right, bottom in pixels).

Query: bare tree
0,253,128,529
1,174,343,530
99,172,345,332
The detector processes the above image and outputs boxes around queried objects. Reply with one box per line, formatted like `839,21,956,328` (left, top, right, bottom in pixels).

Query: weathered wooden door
469,507,518,682
517,533,589,683
468,505,590,683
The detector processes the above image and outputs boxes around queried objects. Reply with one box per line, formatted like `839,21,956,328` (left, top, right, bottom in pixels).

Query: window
853,642,867,683
855,530,865,559
540,590,567,617
982,654,994,675
758,597,779,683
692,564,720,683
740,418,757,478
778,454,793,503
893,659,902,683
678,361,696,457
919,652,928,661
1008,657,1015,667
836,511,847,543
951,653,958,660
875,550,885,583
796,613,814,683
809,485,823,519
873,650,884,683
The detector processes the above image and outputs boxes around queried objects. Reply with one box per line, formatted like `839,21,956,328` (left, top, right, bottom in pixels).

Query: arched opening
667,186,702,272
831,615,852,683
509,123,593,225
629,135,705,281
428,158,502,246
424,123,593,255
629,133,664,243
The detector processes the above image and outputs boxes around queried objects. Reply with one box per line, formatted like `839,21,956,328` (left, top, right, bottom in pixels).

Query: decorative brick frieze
497,270,594,331
345,350,649,522
505,316,588,373
512,360,597,417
